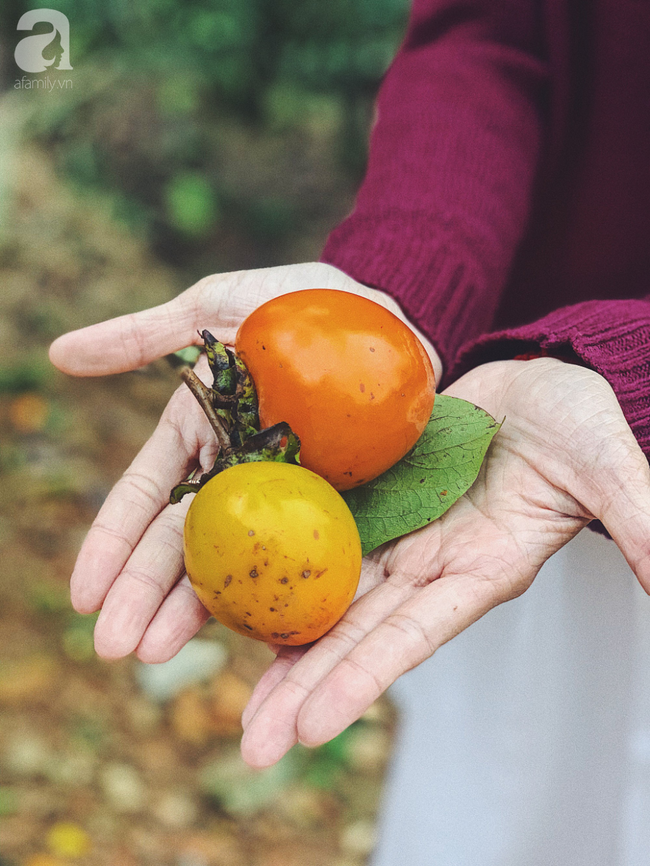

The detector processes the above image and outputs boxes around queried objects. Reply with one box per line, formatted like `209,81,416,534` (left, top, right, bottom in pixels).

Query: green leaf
343,395,501,555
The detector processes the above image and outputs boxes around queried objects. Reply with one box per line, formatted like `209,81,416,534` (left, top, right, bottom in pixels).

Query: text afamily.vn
14,76,73,91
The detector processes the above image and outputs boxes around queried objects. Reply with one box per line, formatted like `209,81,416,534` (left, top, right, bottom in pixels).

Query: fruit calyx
170,329,301,504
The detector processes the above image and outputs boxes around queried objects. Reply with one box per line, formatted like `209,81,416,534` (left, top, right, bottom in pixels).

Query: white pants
372,529,650,866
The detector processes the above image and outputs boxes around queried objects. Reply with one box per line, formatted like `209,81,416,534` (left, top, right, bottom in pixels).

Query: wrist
513,346,582,367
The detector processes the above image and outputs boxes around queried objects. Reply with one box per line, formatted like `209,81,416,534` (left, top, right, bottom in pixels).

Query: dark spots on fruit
249,568,259,578
243,623,253,631
279,577,289,584
420,478,425,484
359,383,366,393
262,345,266,350
343,471,352,477
248,529,255,537
314,568,328,579
269,607,276,612
313,530,320,540
370,393,375,400
369,347,375,352
224,575,232,588
280,631,299,640
213,590,221,597
302,570,311,579
264,560,269,567
271,632,280,639
441,490,448,496
273,594,280,601
262,545,267,551
245,611,252,617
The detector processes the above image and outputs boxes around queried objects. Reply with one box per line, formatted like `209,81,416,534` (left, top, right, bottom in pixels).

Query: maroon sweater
321,0,650,457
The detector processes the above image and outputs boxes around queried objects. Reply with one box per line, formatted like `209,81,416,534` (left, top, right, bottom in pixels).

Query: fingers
136,575,212,664
241,512,535,768
92,496,190,659
583,437,650,594
240,646,307,729
71,374,217,660
296,571,503,748
238,555,397,744
47,263,332,378
543,373,650,594
240,574,428,767
48,261,445,382
71,384,207,614
49,286,202,376
242,569,505,768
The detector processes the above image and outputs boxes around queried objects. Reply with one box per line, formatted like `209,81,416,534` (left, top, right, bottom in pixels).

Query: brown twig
180,366,231,453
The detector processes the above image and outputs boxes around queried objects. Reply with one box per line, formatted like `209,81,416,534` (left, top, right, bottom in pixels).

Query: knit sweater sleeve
451,299,650,459
320,0,547,376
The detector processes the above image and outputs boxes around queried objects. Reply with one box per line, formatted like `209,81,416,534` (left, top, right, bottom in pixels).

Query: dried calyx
169,330,300,504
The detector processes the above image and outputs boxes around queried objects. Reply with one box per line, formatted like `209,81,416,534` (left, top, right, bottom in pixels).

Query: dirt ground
0,148,396,866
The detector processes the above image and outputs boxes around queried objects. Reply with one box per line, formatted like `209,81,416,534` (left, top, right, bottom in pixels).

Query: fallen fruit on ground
235,289,436,490
183,461,362,645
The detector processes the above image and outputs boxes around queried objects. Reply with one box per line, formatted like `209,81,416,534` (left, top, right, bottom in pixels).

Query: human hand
48,262,441,661
239,358,650,767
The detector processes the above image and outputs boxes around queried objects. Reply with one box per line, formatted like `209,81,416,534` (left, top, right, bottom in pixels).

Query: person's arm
451,298,650,457
321,0,547,378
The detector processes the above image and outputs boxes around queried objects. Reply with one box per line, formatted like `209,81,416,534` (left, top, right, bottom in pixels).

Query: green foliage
1,0,409,263
344,397,502,555
200,724,362,815
165,172,220,236
0,787,19,818
28,579,100,662
300,723,359,789
0,354,51,394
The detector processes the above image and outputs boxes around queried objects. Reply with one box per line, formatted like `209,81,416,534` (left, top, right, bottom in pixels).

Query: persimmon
235,289,436,490
183,461,362,646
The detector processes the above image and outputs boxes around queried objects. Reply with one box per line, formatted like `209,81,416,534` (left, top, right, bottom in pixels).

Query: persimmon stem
180,366,231,453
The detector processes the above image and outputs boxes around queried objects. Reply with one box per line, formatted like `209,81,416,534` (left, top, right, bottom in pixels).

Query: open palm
239,358,650,767
49,265,650,770
48,262,440,663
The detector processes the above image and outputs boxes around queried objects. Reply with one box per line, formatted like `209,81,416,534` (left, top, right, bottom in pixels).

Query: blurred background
0,1,410,864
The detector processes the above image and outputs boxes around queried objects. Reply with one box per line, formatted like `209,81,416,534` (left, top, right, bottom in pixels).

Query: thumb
49,285,203,376
582,434,650,594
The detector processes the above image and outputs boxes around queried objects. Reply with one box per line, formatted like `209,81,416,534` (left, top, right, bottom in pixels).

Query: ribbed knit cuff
450,298,650,458
321,212,505,384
